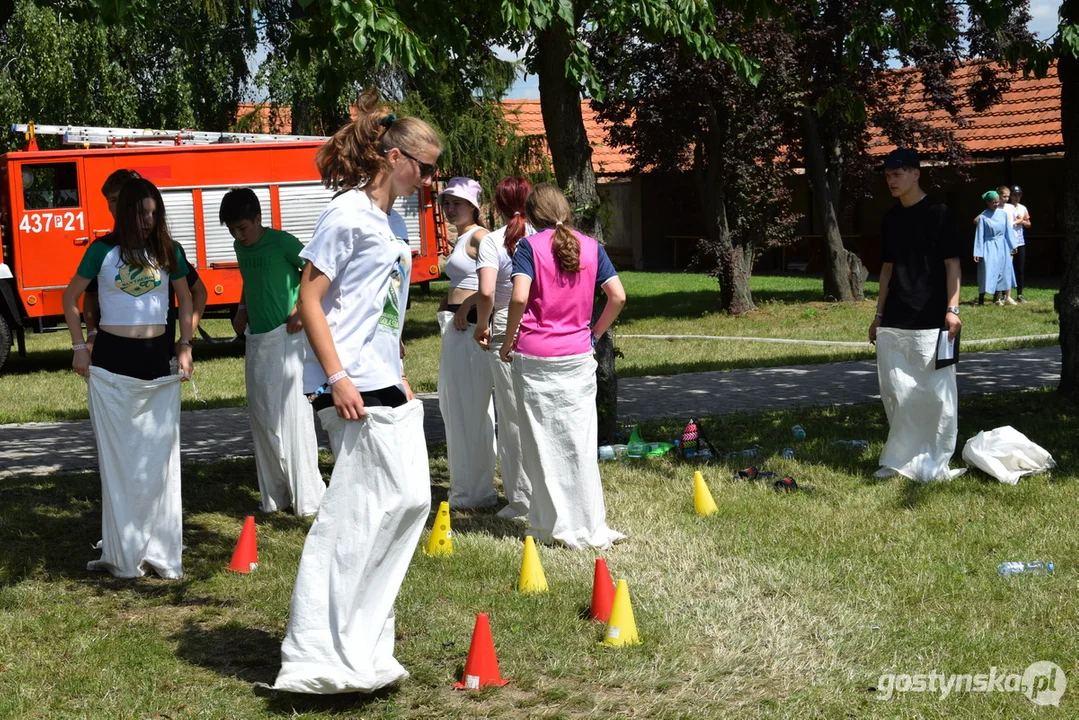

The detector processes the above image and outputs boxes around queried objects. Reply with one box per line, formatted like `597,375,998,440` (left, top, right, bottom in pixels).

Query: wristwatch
946,306,960,316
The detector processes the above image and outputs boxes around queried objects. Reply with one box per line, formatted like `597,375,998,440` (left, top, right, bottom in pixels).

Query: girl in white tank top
435,177,500,510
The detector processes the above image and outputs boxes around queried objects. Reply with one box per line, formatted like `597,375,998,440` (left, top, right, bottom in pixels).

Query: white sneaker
996,298,1005,306
1005,296,1018,306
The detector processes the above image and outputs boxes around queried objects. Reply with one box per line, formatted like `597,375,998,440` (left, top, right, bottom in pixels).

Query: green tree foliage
590,10,801,314
0,0,255,152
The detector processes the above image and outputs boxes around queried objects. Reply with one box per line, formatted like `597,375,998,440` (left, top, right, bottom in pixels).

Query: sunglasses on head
394,148,438,179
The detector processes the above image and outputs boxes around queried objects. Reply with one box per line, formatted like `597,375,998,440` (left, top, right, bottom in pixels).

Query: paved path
0,346,1060,477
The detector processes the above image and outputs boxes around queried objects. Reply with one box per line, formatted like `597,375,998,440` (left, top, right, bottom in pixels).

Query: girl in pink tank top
498,184,627,549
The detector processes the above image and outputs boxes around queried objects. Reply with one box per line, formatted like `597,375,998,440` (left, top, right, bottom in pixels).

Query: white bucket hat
438,177,482,211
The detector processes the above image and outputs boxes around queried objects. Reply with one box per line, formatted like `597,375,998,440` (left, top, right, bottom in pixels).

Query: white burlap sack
245,325,325,516
274,399,431,694
513,352,625,549
962,426,1057,485
86,366,183,579
875,328,965,482
489,307,530,519
437,310,497,509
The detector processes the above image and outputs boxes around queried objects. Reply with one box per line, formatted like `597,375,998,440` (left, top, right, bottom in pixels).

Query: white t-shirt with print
300,188,411,393
1012,202,1028,246
476,223,535,309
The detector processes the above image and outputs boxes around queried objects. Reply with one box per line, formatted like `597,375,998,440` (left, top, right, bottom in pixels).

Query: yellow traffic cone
517,536,548,593
424,501,454,557
694,470,718,517
603,579,640,647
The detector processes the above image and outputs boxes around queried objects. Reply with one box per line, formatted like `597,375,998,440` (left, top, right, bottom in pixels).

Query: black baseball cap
881,148,921,170
1011,185,1023,194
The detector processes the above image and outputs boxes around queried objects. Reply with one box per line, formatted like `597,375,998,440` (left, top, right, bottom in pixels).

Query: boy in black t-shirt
869,149,965,482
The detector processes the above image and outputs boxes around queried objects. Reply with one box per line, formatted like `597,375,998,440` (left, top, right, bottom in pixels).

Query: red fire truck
0,123,448,371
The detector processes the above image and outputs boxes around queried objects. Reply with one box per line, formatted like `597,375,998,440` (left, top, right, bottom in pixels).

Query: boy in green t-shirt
224,190,305,336
220,188,325,517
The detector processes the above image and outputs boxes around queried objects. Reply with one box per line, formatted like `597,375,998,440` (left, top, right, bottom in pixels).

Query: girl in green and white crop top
62,178,195,381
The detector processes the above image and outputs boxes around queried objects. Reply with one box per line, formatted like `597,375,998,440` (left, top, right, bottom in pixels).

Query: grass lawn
0,389,1075,718
0,272,1060,424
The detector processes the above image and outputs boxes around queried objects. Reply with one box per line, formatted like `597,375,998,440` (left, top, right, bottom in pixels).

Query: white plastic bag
513,351,625,549
437,310,497,509
875,328,964,482
245,325,325,516
274,399,431,694
489,307,531,519
961,426,1057,485
86,366,183,579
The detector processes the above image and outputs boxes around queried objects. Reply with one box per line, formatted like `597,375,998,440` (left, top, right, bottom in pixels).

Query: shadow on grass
259,682,401,716
173,619,281,685
0,457,297,587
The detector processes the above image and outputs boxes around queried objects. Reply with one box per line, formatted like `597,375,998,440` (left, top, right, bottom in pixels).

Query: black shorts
310,385,408,412
446,303,479,324
91,330,172,380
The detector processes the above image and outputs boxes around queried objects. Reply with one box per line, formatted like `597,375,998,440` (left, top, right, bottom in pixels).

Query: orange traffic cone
227,516,258,573
453,613,509,690
590,558,616,623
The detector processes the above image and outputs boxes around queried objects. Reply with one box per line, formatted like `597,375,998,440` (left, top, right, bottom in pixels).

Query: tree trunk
1058,49,1079,398
693,114,755,314
803,109,867,301
535,26,603,243
535,23,617,442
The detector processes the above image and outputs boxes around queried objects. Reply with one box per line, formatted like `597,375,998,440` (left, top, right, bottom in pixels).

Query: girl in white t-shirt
474,176,535,519
436,176,499,510
273,90,441,696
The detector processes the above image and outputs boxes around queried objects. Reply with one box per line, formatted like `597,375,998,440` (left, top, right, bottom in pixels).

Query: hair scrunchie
380,113,397,128
982,190,999,202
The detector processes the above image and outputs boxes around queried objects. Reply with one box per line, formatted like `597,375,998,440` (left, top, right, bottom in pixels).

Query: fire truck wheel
0,314,10,373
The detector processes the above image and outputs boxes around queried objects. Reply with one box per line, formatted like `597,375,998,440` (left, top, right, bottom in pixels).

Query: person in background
84,169,206,354
499,183,626,549
221,187,325,517
869,148,964,482
437,176,498,510
974,190,1018,306
1009,185,1031,302
474,176,535,520
273,90,440,695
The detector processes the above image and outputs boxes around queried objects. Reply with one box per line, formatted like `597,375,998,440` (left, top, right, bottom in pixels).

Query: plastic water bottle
791,425,806,440
997,561,1054,576
781,448,795,459
832,440,869,450
598,444,628,461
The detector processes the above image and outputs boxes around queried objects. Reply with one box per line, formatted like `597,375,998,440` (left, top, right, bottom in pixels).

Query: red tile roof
869,61,1061,156
235,103,293,134
501,99,633,175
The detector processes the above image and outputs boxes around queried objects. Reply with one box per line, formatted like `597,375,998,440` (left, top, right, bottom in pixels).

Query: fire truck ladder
11,123,328,148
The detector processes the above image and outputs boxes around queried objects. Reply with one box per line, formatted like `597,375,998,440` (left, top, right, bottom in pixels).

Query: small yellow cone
603,579,640,647
693,471,718,516
424,501,454,557
517,536,548,593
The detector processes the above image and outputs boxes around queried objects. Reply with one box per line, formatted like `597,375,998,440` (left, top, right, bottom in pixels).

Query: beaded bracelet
327,370,348,385
72,343,88,351
87,330,98,337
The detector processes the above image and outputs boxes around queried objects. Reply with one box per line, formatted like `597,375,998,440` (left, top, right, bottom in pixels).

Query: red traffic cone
227,516,259,573
590,558,616,623
453,613,509,689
